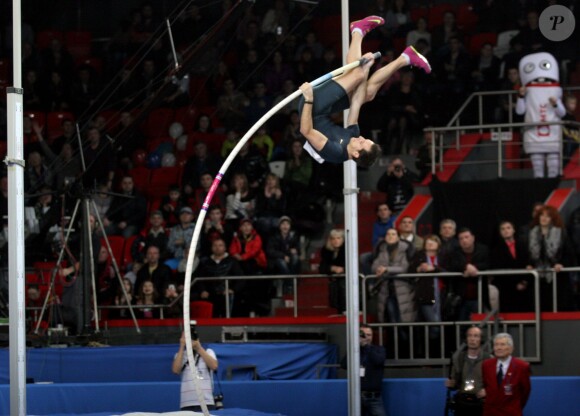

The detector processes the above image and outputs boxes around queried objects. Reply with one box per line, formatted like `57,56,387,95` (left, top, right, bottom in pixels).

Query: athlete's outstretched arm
299,82,329,152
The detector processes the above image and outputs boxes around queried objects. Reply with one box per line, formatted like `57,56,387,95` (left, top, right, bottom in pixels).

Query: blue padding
0,343,338,384
1,378,580,416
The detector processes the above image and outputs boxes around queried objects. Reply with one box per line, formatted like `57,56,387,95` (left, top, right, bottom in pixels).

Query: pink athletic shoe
403,46,431,74
350,15,385,36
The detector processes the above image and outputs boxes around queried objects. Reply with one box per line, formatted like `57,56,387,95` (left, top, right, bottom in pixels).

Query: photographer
376,157,416,215
172,329,219,412
341,325,386,416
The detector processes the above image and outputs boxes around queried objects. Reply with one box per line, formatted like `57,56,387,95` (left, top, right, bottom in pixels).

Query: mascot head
519,52,559,86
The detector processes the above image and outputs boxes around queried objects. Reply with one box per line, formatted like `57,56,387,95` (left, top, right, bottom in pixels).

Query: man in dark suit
491,221,532,312
446,228,490,320
478,333,531,416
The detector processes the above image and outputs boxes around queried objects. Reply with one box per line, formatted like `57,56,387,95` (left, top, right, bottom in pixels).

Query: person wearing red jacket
478,333,531,416
229,218,268,316
229,219,267,275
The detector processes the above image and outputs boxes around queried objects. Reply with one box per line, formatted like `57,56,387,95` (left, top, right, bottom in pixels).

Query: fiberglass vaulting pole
7,0,26,415
341,1,362,415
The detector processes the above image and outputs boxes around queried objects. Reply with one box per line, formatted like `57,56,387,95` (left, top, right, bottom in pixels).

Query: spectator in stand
166,206,196,271
236,21,263,58
135,280,160,319
44,71,71,111
23,69,44,111
294,32,325,61
82,127,116,189
384,70,424,155
397,215,424,256
446,228,490,321
384,0,412,37
496,67,523,124
131,210,169,265
376,157,415,215
371,228,415,324
71,65,100,114
568,205,580,310
295,47,319,84
228,141,269,190
435,37,471,111
221,129,239,159
137,58,158,105
281,110,302,148
96,245,117,305
49,118,76,155
24,151,54,194
406,17,431,47
438,218,459,263
181,140,222,195
135,245,173,297
245,82,273,128
491,221,532,312
265,51,294,97
500,38,526,81
160,184,187,228
104,175,147,238
431,11,462,54
193,172,225,212
200,205,234,257
229,218,269,316
161,282,182,318
470,43,501,93
318,47,341,77
410,235,445,331
195,237,244,317
267,216,301,295
111,277,134,319
209,60,232,97
112,68,142,110
372,203,396,248
90,183,113,224
512,10,545,53
319,229,347,314
216,78,247,131
562,94,579,162
527,205,576,311
254,173,286,236
261,0,289,35
251,126,275,161
225,173,256,229
236,49,264,95
284,138,312,194
41,39,74,81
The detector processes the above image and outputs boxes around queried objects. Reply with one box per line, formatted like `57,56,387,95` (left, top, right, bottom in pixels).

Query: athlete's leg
365,46,431,102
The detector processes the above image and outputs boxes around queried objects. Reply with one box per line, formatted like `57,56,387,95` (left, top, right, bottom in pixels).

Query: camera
394,165,403,173
190,320,199,341
214,394,224,410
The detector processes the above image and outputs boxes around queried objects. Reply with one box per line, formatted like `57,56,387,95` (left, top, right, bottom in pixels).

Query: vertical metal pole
341,2,361,415
7,0,26,414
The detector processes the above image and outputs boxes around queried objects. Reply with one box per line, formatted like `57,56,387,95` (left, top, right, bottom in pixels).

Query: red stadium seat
101,236,125,268
128,166,151,192
36,30,63,50
427,3,455,30
142,108,174,140
148,167,181,198
188,76,210,107
65,31,92,59
122,235,138,268
46,111,75,140
146,136,174,154
24,111,46,129
174,107,198,132
190,301,213,318
468,32,498,56
456,3,479,34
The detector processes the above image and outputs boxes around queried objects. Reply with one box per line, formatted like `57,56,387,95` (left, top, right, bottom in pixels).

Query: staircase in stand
274,277,338,317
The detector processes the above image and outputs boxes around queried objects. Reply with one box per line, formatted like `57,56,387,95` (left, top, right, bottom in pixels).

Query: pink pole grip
202,173,223,211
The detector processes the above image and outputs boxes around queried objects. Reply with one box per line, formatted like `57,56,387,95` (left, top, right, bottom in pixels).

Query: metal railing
361,269,542,363
426,87,580,178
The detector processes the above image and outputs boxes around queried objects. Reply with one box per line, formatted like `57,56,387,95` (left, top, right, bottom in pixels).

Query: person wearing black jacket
341,325,386,416
376,157,415,215
319,228,346,313
105,175,147,238
194,238,244,317
446,228,490,321
491,221,532,312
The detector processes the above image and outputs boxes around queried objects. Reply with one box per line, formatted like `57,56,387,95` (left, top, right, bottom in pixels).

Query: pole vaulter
181,52,381,415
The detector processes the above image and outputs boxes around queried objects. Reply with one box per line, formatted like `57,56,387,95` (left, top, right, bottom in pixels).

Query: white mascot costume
516,52,566,178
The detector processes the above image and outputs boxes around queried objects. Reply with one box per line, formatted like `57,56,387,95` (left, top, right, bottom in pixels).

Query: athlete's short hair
354,143,382,168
